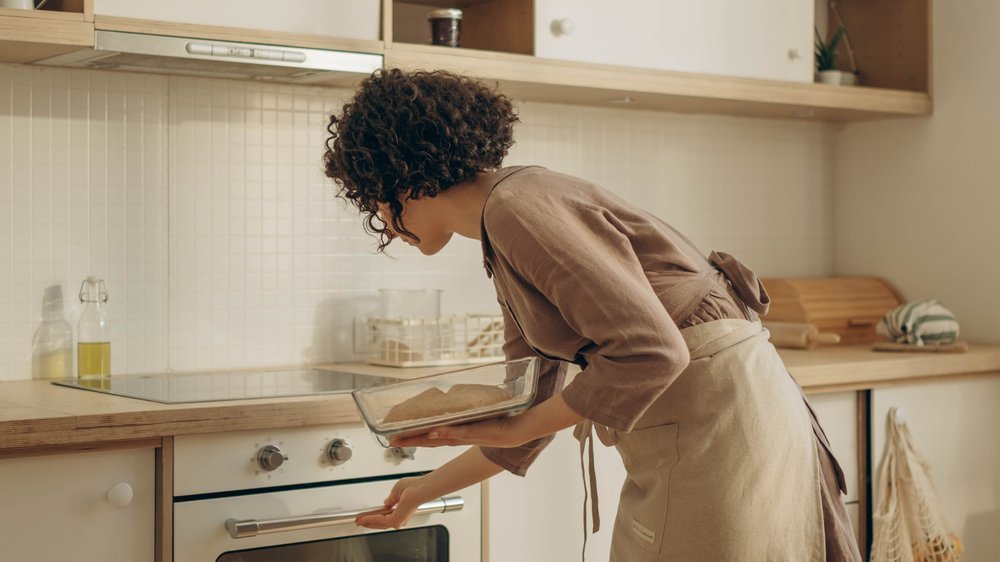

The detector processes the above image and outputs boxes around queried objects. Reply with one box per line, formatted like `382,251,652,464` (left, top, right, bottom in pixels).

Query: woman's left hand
388,416,525,449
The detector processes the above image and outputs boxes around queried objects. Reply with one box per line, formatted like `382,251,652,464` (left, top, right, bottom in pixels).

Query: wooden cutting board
872,341,969,353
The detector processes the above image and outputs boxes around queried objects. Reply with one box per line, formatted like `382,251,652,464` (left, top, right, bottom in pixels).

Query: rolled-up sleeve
479,298,567,477
487,192,691,432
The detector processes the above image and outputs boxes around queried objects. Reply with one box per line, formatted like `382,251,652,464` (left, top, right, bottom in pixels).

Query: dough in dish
383,384,512,423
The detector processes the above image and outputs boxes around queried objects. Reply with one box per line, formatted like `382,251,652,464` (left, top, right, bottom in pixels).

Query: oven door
173,480,482,561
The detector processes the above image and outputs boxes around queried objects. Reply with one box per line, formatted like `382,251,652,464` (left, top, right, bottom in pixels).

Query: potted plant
815,25,853,85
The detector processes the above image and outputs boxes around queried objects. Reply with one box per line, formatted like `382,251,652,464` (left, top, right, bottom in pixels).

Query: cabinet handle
226,495,465,539
550,17,575,37
107,482,133,507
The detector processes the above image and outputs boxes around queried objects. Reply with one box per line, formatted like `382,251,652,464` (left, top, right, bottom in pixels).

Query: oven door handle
225,495,465,539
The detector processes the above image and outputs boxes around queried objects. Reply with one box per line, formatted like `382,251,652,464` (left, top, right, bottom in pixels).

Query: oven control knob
257,444,288,471
327,439,353,465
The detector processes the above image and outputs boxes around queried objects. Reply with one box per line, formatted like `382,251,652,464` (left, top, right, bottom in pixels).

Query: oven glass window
217,525,449,562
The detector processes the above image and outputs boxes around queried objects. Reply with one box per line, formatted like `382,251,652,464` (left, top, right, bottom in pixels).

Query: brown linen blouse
475,166,861,562
479,166,753,468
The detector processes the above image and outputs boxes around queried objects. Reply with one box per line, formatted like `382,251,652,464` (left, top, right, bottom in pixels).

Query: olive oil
78,276,111,379
78,342,111,379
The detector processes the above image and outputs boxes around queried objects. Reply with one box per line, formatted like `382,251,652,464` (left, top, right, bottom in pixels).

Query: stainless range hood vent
35,30,382,85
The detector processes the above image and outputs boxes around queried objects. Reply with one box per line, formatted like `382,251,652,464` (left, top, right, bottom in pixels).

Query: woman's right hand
355,476,433,530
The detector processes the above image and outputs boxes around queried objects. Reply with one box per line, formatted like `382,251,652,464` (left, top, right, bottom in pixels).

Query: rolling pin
764,321,841,350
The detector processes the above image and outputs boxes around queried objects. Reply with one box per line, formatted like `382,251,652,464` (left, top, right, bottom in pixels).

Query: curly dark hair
323,69,519,251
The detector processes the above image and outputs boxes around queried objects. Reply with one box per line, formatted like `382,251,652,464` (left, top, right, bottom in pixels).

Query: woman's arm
355,446,503,529
357,393,583,529
388,391,584,449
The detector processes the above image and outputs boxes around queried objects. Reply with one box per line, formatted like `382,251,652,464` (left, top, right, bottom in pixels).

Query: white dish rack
364,314,505,367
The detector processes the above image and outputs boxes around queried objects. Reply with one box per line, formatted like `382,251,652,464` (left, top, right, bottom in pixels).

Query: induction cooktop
52,368,401,404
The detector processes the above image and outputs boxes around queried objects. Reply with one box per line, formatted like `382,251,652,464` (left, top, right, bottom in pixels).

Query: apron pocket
614,422,679,555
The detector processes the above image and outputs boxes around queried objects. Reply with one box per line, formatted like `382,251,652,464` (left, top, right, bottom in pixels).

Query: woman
324,69,862,561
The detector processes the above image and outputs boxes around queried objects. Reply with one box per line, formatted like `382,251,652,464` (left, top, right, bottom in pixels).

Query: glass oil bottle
78,276,111,379
31,285,73,380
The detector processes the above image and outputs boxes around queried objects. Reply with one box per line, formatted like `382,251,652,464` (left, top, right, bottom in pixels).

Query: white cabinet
533,0,813,83
489,427,625,562
0,448,155,562
807,391,864,547
808,392,860,503
93,0,382,41
873,379,1000,560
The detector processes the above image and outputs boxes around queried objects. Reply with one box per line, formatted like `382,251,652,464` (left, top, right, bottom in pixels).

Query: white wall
834,1,1000,558
0,64,836,380
834,2,999,345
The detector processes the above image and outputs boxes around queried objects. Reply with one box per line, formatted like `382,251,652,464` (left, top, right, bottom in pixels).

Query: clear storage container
365,313,504,367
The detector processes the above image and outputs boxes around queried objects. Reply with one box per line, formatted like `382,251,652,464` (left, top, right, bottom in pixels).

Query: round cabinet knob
787,48,802,61
107,482,133,507
391,446,417,461
550,17,575,37
257,444,288,472
327,439,353,465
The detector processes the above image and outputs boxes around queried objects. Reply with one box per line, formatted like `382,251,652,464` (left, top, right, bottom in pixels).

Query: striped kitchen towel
876,299,960,346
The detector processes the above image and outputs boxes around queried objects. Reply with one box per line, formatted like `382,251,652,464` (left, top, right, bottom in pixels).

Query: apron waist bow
708,250,771,315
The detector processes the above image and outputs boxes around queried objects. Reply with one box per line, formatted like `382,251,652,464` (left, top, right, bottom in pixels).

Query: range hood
35,30,382,85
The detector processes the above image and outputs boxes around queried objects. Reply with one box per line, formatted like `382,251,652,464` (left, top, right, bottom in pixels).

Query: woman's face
377,196,453,255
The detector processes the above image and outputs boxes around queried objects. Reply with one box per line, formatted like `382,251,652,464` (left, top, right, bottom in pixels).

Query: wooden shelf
384,43,932,122
0,4,931,123
0,7,92,63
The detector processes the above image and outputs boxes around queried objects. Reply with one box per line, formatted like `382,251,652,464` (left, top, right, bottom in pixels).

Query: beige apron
576,319,826,561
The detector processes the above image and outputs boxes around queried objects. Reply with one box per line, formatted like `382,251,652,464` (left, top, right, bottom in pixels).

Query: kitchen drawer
0,448,155,562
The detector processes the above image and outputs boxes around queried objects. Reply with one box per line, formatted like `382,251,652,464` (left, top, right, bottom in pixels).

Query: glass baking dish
352,357,539,446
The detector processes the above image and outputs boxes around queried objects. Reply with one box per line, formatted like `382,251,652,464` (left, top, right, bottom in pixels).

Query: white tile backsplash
0,64,834,380
0,65,168,380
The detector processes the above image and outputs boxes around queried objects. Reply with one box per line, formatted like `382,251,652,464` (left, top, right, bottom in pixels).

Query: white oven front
170,424,481,562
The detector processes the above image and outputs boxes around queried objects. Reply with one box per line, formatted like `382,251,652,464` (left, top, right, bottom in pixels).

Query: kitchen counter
2,344,999,454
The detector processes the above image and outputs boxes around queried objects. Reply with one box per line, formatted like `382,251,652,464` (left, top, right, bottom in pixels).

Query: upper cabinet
92,0,382,42
532,0,813,84
0,1,92,63
386,0,932,121
0,0,933,122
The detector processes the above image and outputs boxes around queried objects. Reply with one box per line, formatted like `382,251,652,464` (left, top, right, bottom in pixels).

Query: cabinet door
489,427,626,562
807,391,865,553
0,448,155,562
872,379,1000,559
534,0,813,83
93,0,382,41
808,392,860,503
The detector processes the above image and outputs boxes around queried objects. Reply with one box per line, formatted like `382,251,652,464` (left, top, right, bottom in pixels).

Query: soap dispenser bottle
78,276,110,379
31,285,73,380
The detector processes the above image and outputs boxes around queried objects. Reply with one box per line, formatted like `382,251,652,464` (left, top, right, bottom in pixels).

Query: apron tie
708,250,771,315
573,419,601,561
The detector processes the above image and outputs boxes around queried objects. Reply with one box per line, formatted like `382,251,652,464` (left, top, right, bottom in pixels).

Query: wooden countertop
2,344,999,454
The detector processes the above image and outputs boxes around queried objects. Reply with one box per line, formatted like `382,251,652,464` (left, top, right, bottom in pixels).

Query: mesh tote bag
871,408,963,562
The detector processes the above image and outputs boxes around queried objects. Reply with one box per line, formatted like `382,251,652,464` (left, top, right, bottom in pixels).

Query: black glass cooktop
52,368,400,404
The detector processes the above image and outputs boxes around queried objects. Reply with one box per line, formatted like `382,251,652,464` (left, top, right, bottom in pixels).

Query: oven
171,423,481,561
